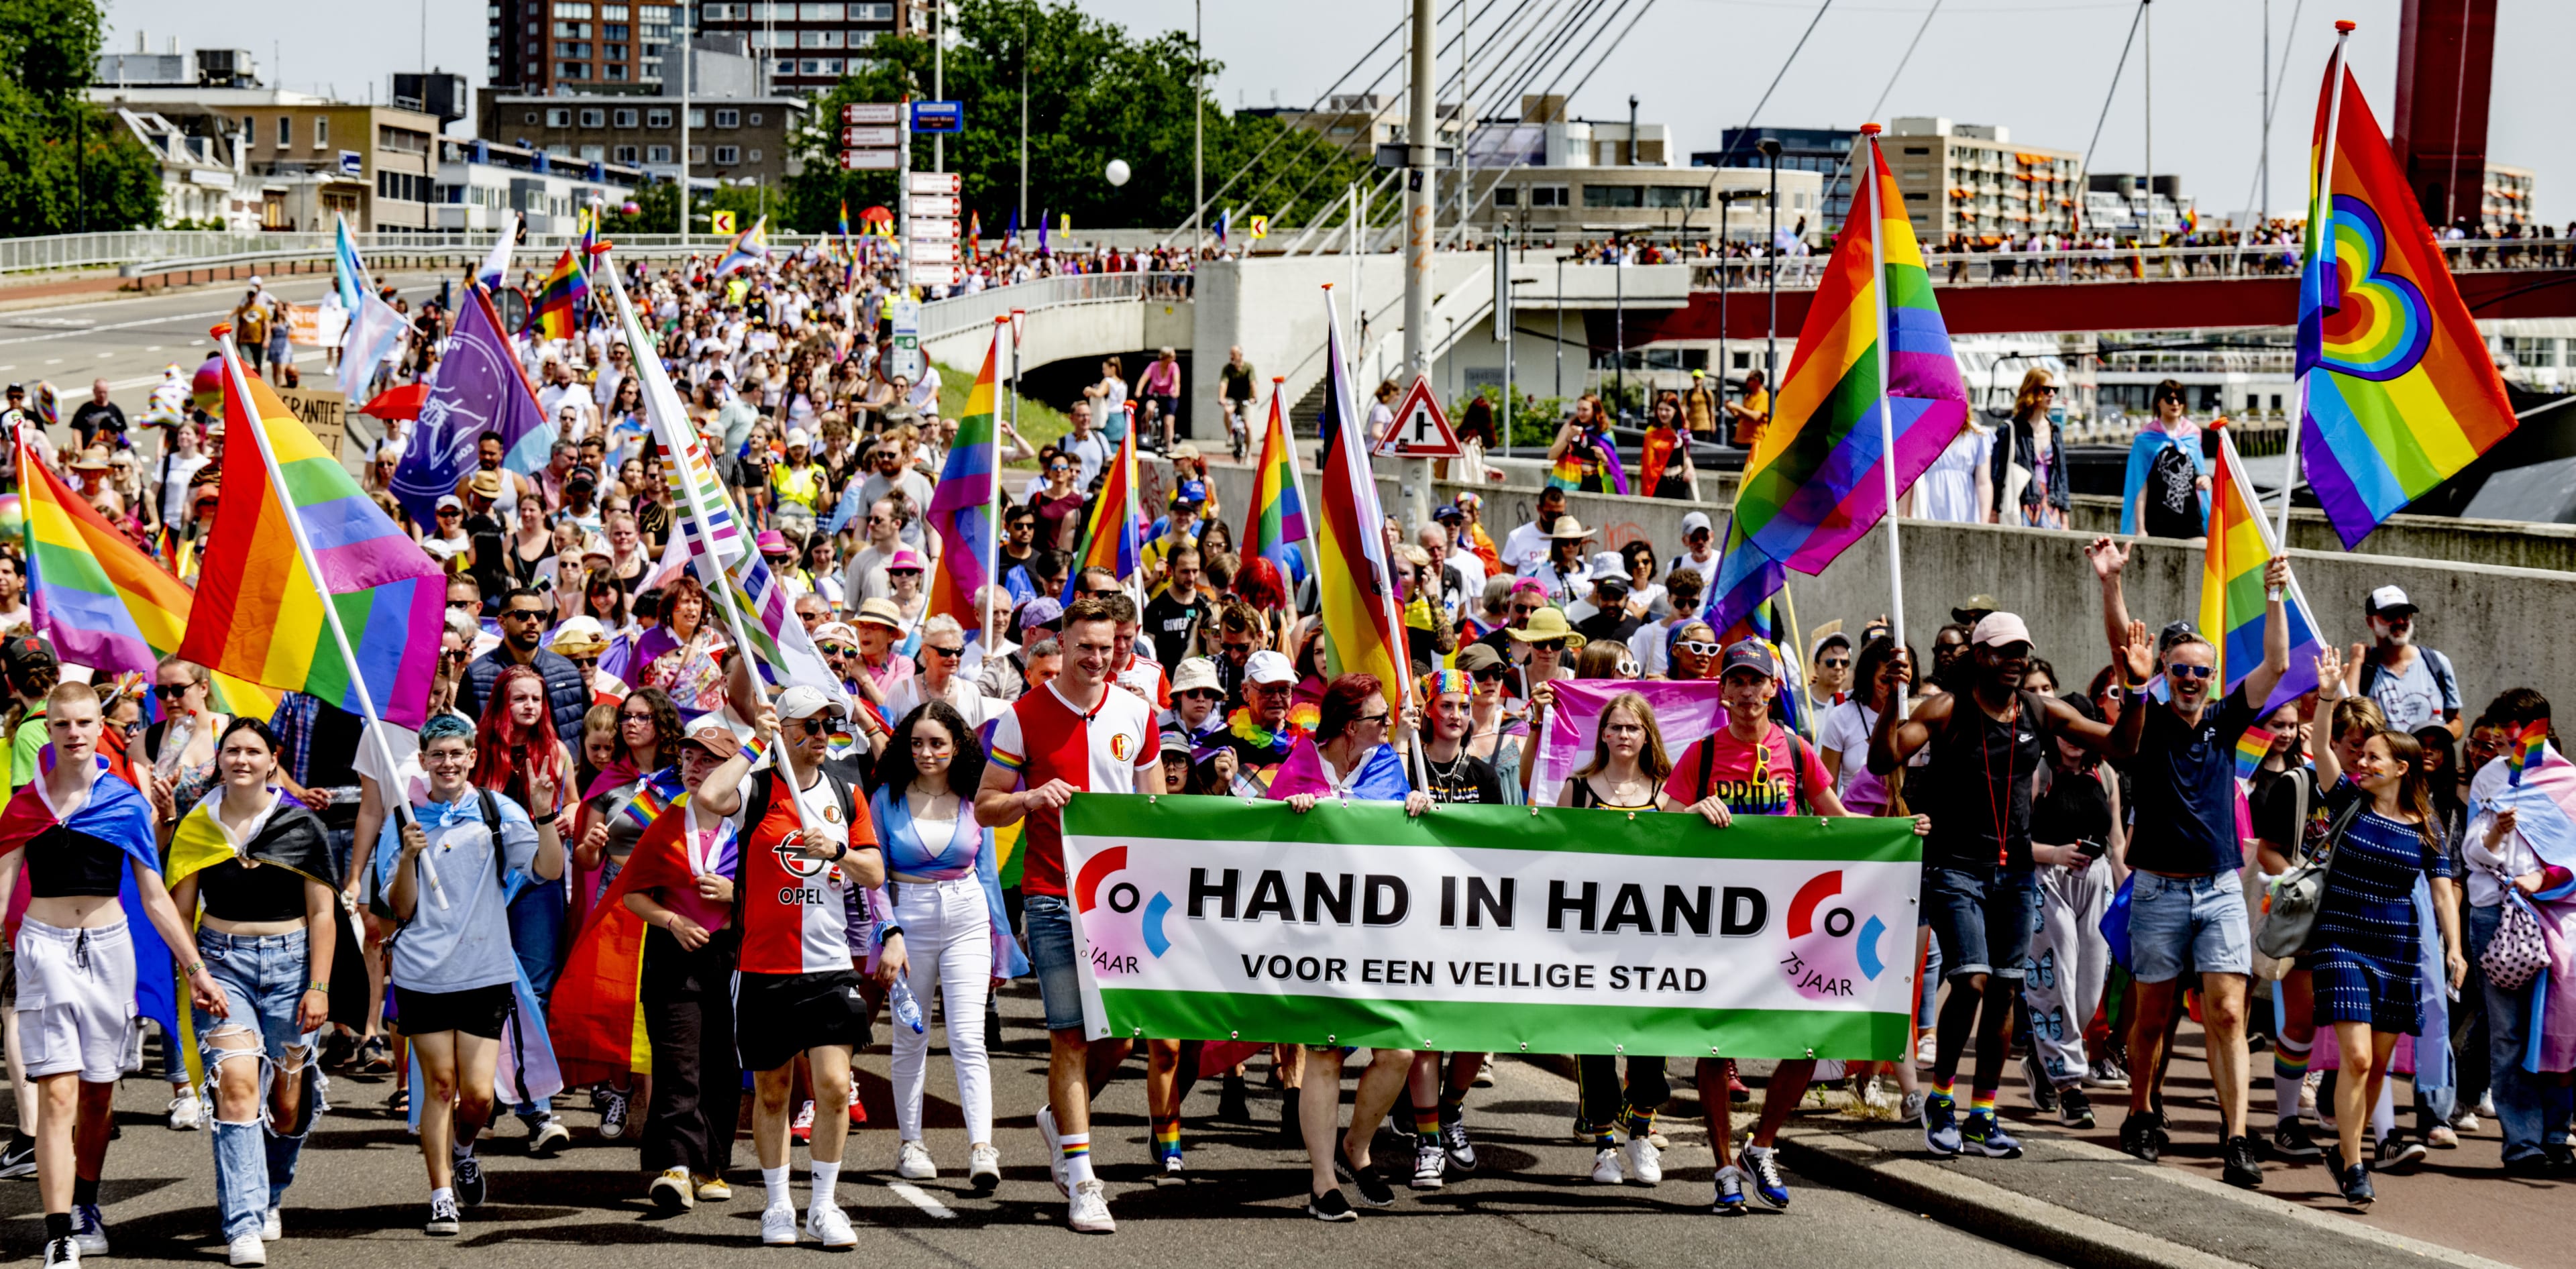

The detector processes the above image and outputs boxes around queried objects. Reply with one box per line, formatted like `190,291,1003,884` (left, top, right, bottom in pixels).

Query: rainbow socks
1150,1115,1182,1162
2273,1034,2312,1124
1059,1133,1094,1186
1929,1075,1955,1107
1970,1089,1997,1117
1414,1107,1442,1139
1624,1107,1656,1141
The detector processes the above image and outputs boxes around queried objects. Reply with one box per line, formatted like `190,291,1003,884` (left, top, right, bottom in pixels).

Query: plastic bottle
890,976,925,1035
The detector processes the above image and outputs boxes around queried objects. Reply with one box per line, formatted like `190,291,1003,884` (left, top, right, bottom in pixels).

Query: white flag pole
1862,124,1909,718
211,326,445,909
2281,21,2355,547
983,316,1008,655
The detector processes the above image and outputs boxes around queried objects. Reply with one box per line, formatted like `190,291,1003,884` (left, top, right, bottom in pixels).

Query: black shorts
733,969,872,1074
394,983,514,1041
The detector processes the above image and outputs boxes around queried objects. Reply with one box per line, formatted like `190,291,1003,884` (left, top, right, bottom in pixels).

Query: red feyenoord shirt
733,768,878,975
988,679,1158,899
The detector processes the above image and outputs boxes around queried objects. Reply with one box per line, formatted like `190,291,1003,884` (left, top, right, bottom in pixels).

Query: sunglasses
567,656,598,669
820,643,857,657
1180,688,1225,701
503,609,547,622
1675,640,1721,656
443,648,470,665
1820,657,1850,669
1470,667,1511,683
2166,663,2214,680
1511,603,1544,616
2036,384,2060,396
925,645,965,658
152,683,195,700
792,714,845,733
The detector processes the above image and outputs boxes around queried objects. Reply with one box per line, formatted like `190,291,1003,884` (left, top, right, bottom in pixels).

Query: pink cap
1972,612,2033,648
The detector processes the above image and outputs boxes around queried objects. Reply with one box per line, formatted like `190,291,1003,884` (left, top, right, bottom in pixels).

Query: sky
99,0,2570,225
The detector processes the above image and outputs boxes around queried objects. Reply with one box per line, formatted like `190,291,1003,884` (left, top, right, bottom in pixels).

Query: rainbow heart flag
2295,53,2516,549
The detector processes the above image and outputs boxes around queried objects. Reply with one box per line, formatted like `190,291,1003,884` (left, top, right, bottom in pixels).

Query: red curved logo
1786,870,1843,940
1073,846,1128,913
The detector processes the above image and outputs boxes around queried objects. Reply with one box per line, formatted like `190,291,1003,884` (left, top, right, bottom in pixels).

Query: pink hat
886,547,926,573
755,529,794,556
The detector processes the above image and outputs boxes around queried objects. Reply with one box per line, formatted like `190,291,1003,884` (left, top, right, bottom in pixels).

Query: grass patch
934,360,1070,470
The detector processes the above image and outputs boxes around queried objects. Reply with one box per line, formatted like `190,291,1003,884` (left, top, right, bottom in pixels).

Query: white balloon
1106,159,1132,187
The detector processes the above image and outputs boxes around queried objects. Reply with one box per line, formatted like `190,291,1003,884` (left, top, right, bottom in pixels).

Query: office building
488,1,683,93
1695,127,1858,229
1880,117,2082,243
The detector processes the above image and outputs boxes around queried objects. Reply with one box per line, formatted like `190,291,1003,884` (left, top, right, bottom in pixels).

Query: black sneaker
2271,1117,2323,1159
2058,1085,2095,1129
2222,1135,2264,1189
2119,1109,2165,1162
2022,1050,2059,1114
1305,1188,1356,1222
2338,1161,2374,1209
2376,1135,2428,1172
0,1134,36,1179
1216,1073,1250,1123
1334,1155,1395,1208
453,1153,487,1207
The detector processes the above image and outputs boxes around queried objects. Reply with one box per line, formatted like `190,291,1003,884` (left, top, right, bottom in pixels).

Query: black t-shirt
69,400,125,439
1574,608,1641,647
2142,443,2206,539
2248,765,2358,861
2029,762,2113,851
1921,691,2049,871
1142,590,1213,669
2126,683,2263,875
1419,750,1503,806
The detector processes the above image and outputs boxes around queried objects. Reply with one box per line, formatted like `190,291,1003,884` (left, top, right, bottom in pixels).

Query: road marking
0,307,234,348
10,317,95,329
145,345,161,351
885,1181,955,1219
44,358,62,364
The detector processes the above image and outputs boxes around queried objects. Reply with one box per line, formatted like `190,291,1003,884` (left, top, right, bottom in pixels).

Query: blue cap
1175,479,1208,505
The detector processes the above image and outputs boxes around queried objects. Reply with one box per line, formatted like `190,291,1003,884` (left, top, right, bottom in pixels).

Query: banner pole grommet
1626,812,1636,822
1614,1044,1624,1054
1230,1030,1240,1040
1518,1042,1528,1052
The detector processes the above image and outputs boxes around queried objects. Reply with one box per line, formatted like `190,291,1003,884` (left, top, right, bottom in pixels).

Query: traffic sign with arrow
1372,374,1465,459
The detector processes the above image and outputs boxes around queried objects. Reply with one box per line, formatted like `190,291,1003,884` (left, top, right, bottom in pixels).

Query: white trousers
2024,856,2112,1087
888,875,996,1144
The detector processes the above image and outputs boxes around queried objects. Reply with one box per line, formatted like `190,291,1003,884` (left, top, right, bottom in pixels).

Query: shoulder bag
2255,789,2367,962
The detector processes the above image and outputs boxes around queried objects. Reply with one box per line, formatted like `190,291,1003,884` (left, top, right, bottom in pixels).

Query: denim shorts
1021,893,1086,1033
195,928,318,1064
2126,871,2251,983
1921,866,2041,981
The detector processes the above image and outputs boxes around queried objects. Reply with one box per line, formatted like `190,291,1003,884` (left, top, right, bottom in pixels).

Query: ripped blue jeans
193,928,328,1244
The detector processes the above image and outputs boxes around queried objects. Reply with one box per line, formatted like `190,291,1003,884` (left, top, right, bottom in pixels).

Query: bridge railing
916,272,1193,341
3,228,867,274
1682,239,2573,290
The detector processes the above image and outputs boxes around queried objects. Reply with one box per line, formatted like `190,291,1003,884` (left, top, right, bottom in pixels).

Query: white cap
785,427,812,448
776,685,845,721
1680,510,1713,537
1170,657,1222,696
1244,649,1296,685
2367,585,2416,616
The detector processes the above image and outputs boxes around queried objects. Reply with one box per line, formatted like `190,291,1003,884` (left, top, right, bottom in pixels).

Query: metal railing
1680,240,2576,290
5,227,850,275
916,272,1193,341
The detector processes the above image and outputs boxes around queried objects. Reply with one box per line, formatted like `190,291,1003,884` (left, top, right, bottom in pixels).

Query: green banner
1059,795,1923,1060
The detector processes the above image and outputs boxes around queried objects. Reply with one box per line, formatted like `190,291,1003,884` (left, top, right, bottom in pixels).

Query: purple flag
1531,679,1730,806
391,286,554,526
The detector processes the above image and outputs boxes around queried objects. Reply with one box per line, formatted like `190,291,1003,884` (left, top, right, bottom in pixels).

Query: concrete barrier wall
1196,461,2567,716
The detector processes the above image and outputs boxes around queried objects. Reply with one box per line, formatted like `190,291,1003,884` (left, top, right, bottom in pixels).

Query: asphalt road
0,984,2056,1268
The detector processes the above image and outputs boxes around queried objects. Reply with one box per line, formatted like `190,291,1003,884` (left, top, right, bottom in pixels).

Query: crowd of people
0,231,2566,1268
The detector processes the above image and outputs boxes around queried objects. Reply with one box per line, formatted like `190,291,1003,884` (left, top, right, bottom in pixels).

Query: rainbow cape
928,324,1003,629
2197,426,2324,714
1059,425,1140,602
19,432,275,720
551,795,738,1085
527,245,588,341
1730,130,1968,583
0,759,174,1072
714,215,770,277
1313,292,1409,700
179,348,443,727
2295,58,2516,548
1242,379,1311,586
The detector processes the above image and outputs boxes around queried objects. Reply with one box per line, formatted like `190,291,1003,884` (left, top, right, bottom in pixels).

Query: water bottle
890,977,926,1035
154,712,195,780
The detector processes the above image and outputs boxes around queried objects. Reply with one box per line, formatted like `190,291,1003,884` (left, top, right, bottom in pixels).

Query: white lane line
0,307,234,348
144,345,161,351
884,1181,956,1219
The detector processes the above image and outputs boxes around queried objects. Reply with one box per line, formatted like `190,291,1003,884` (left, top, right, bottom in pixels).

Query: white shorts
14,918,138,1084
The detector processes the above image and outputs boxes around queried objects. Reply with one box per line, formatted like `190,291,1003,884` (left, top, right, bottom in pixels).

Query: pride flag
1312,290,1409,701
2510,720,2551,787
1732,133,1968,580
1241,378,1311,586
1705,514,1788,646
714,215,770,277
179,344,445,728
2295,56,2516,549
2197,426,2324,713
602,269,745,566
527,245,587,340
478,211,519,290
18,434,275,720
928,323,1003,629
1059,426,1139,602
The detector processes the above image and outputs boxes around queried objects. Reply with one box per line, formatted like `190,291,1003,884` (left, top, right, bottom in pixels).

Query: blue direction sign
911,100,963,133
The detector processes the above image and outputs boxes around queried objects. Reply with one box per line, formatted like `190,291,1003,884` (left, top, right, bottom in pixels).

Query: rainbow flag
179,343,443,728
1731,131,1968,581
526,245,588,340
2198,427,2324,713
838,199,855,286
928,323,1003,629
1312,290,1408,700
1705,514,1786,646
2296,56,2516,549
577,206,600,261
1240,378,1311,586
2235,727,2275,782
18,433,276,721
714,215,769,277
1059,425,1139,602
2510,719,2551,787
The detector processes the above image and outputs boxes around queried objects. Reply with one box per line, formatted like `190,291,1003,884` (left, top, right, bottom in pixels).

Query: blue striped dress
2308,808,2453,1034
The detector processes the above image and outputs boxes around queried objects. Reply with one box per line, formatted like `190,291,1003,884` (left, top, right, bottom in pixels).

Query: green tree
784,0,1372,239
0,0,164,235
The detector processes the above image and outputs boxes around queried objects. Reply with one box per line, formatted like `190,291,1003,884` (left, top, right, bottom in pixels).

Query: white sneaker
1591,1146,1625,1184
1068,1178,1116,1233
260,1207,281,1242
1624,1135,1663,1186
70,1204,108,1256
896,1140,936,1181
1411,1140,1446,1190
1915,1032,1937,1066
168,1091,203,1131
226,1231,268,1266
1036,1104,1067,1197
42,1236,75,1267
804,1202,857,1250
968,1144,1002,1193
760,1203,800,1246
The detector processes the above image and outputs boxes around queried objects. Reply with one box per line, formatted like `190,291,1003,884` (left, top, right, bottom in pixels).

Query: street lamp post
1759,137,1782,391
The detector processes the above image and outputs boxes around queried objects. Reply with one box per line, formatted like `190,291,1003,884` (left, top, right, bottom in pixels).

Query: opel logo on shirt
774,830,829,880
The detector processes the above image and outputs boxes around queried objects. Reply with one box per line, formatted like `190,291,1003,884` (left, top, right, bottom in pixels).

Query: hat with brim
468,470,504,500
1950,593,2000,623
68,448,111,472
853,596,905,630
1549,516,1594,541
1505,607,1587,649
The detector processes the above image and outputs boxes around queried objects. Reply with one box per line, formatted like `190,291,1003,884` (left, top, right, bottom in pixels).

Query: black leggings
641,927,740,1177
1576,1055,1670,1130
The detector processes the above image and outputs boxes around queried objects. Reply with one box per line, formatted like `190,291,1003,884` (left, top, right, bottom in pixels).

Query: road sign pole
898,96,912,294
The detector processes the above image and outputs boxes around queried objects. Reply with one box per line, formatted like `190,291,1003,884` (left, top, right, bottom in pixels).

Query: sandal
388,1086,412,1115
